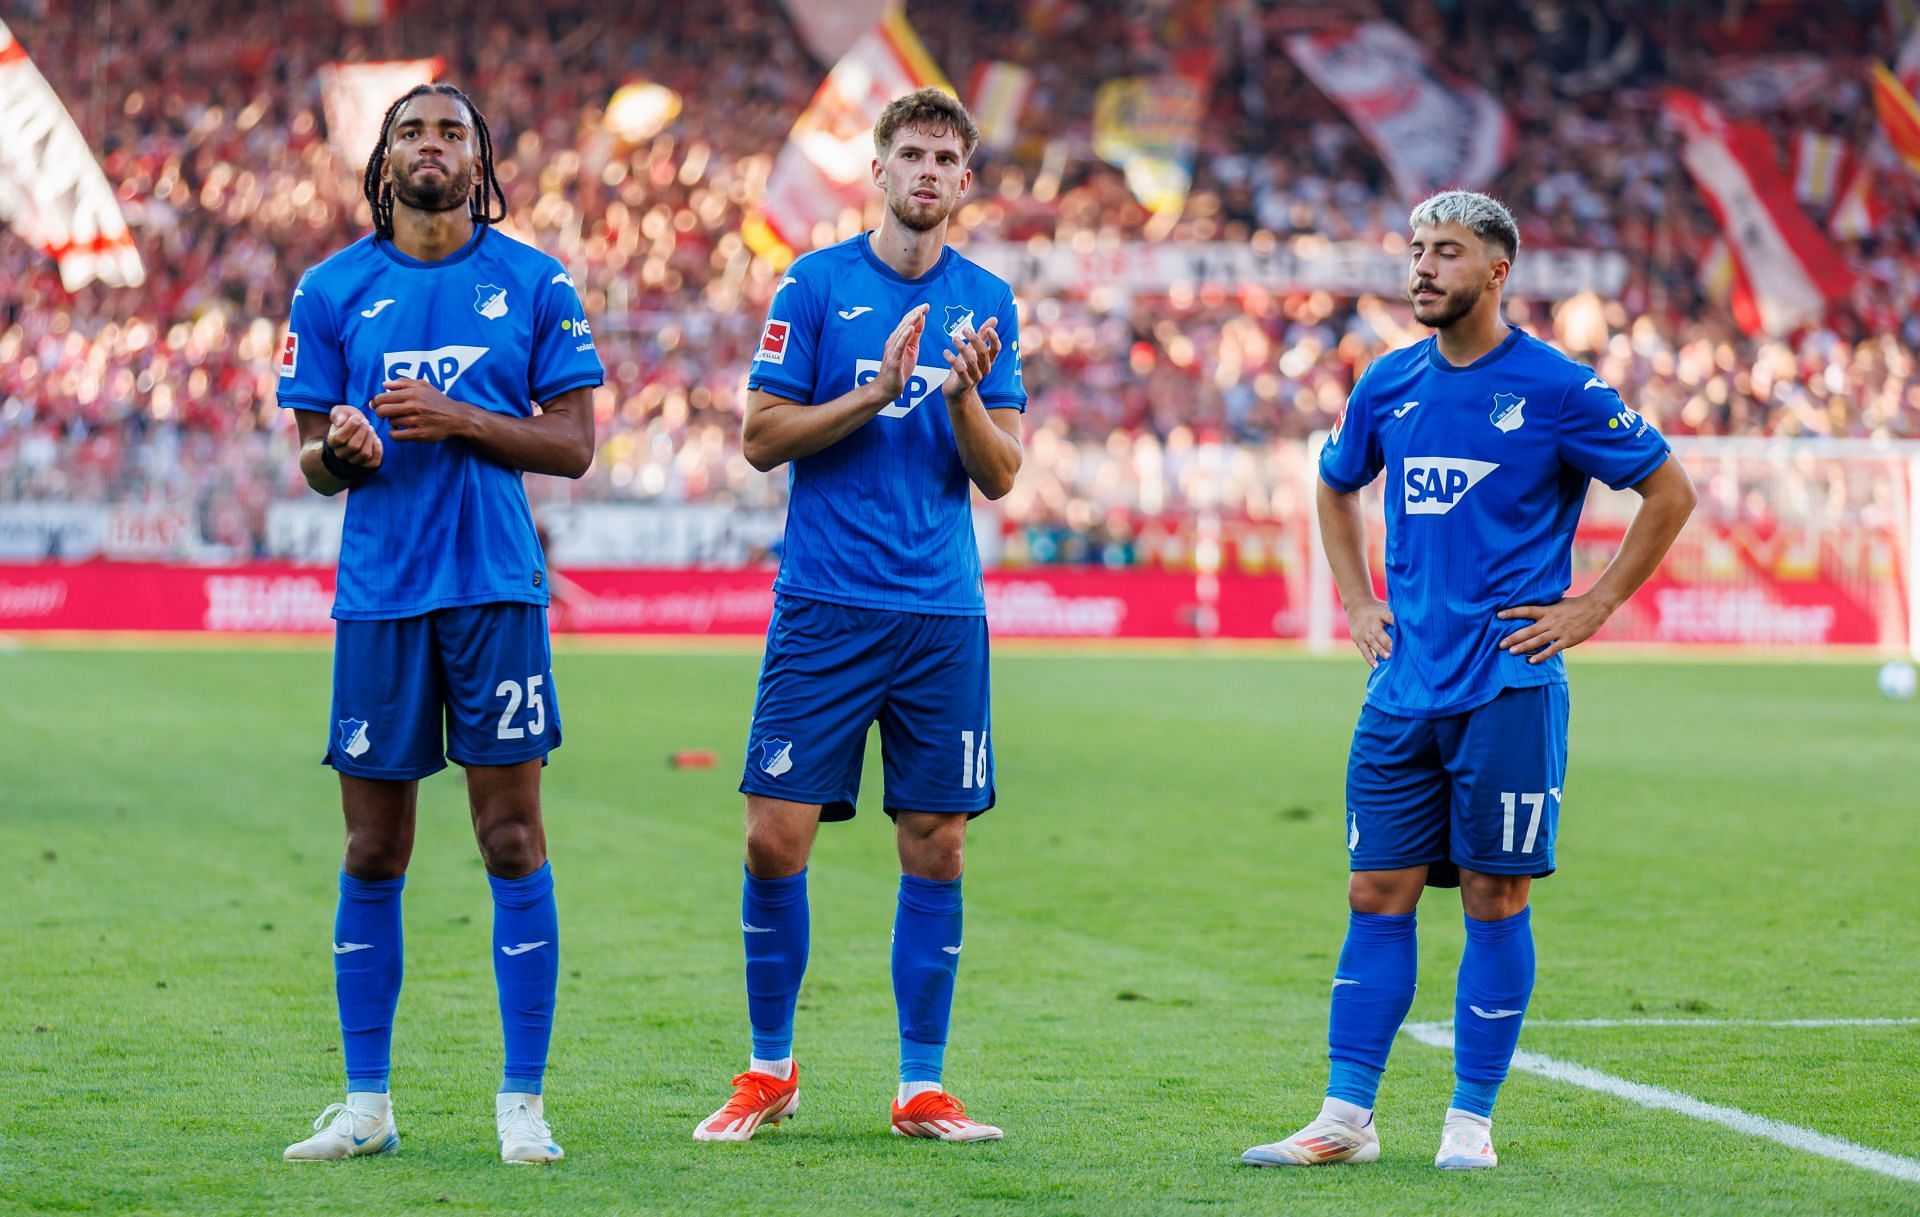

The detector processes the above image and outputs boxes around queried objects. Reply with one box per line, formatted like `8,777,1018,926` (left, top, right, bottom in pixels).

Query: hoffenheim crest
474,284,509,320
1490,392,1526,433
757,738,794,778
337,718,371,760
943,304,975,343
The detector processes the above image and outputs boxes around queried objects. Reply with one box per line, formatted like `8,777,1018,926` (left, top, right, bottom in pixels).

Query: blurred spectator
1,0,1915,563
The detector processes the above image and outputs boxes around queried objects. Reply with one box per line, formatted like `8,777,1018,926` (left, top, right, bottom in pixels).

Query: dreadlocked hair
361,83,508,241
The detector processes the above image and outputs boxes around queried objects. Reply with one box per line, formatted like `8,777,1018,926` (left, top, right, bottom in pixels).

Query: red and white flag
1665,90,1853,336
1696,236,1762,334
319,58,442,164
968,60,1032,155
1790,131,1849,207
743,9,950,258
0,20,144,290
1829,161,1889,239
1284,22,1511,202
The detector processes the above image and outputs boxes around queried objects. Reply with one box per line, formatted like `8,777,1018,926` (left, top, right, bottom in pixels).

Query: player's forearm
458,408,595,478
1584,457,1697,613
947,392,1021,500
742,383,890,471
1317,479,1382,609
298,439,354,496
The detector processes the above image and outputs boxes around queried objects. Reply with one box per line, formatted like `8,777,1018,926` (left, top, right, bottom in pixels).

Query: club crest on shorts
1490,392,1526,433
474,284,509,320
337,718,371,760
757,737,794,778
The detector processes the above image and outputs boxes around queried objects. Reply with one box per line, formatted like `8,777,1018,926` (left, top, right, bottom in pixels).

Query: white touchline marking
1522,1017,1920,1029
1402,1022,1920,1184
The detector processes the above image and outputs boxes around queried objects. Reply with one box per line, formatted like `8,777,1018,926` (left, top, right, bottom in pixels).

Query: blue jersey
746,234,1026,615
277,227,604,620
1320,327,1670,718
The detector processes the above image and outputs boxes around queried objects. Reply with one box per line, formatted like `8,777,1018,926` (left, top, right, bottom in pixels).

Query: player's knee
743,826,808,879
1461,872,1530,921
343,834,410,881
898,822,965,882
1348,870,1422,915
476,819,545,877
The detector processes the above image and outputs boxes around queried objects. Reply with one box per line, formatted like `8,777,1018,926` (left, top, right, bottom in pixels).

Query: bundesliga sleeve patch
757,318,790,365
279,332,298,379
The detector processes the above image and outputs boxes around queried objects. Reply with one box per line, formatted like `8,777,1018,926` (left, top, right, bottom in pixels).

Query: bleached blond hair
1409,190,1519,261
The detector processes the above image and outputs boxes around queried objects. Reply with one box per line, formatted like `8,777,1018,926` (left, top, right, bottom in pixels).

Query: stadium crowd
2,0,1916,560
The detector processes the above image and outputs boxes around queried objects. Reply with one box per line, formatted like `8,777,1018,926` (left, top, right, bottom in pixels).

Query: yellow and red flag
743,8,950,263
1870,62,1920,175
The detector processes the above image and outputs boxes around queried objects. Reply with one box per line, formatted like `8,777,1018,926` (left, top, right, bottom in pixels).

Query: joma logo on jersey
855,359,950,419
382,345,488,392
1404,457,1499,515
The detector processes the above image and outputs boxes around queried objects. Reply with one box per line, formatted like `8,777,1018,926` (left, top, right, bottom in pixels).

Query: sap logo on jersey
1404,457,1499,515
855,359,950,419
383,346,488,392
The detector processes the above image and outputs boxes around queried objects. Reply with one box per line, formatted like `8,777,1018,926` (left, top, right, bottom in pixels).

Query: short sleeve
276,274,348,412
530,266,606,402
1318,368,1384,492
745,260,826,403
1555,369,1672,491
977,286,1027,412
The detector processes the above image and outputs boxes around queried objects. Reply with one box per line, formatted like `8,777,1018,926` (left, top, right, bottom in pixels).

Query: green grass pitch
1,643,1916,1216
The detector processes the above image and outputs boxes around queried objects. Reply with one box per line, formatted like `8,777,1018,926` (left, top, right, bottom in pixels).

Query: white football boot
283,1093,398,1161
1242,1102,1380,1167
497,1092,564,1164
1434,1108,1498,1169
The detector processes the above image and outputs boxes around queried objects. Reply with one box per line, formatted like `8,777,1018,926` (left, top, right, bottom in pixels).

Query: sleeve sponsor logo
279,332,299,379
757,319,791,365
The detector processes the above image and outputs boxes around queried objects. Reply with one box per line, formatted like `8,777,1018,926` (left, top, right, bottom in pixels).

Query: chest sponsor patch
1404,457,1499,515
854,359,951,419
382,345,488,393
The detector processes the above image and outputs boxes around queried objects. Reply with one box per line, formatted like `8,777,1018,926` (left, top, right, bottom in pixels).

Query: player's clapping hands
373,378,477,442
941,316,1000,401
326,404,383,470
870,305,929,404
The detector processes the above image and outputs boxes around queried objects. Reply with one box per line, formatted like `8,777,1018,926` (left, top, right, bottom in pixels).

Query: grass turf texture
1,645,1916,1216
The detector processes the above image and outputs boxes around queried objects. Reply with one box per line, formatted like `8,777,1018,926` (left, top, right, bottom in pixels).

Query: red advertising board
0,563,1296,640
0,556,1892,646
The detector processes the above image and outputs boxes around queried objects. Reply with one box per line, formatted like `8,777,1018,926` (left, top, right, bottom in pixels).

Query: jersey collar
1424,325,1523,373
375,223,488,269
858,232,953,285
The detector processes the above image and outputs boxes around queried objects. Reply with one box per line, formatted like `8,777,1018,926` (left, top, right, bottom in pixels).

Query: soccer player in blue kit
275,85,601,1165
1242,192,1695,1170
693,90,1024,1144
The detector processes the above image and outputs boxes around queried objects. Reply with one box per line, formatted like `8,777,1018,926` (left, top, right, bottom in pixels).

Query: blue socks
1326,910,1419,1110
335,871,405,1093
1452,906,1535,1118
892,874,963,1084
742,868,810,1062
490,862,559,1095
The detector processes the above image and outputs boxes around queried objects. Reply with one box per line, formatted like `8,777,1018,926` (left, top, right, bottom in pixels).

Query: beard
392,164,473,214
1410,279,1483,330
889,189,953,233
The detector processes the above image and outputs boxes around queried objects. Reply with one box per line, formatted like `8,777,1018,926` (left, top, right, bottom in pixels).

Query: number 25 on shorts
495,675,548,740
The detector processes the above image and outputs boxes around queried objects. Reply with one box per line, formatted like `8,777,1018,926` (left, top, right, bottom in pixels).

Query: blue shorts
740,595,993,821
327,603,561,781
1344,684,1569,887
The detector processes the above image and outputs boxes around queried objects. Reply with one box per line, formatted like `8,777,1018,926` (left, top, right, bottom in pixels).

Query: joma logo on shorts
1404,457,1499,515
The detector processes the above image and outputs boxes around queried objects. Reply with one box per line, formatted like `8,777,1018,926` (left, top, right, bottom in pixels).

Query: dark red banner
0,563,1297,640
0,557,1889,645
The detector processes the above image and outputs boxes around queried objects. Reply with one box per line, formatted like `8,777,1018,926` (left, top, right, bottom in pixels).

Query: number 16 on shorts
959,729,989,789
